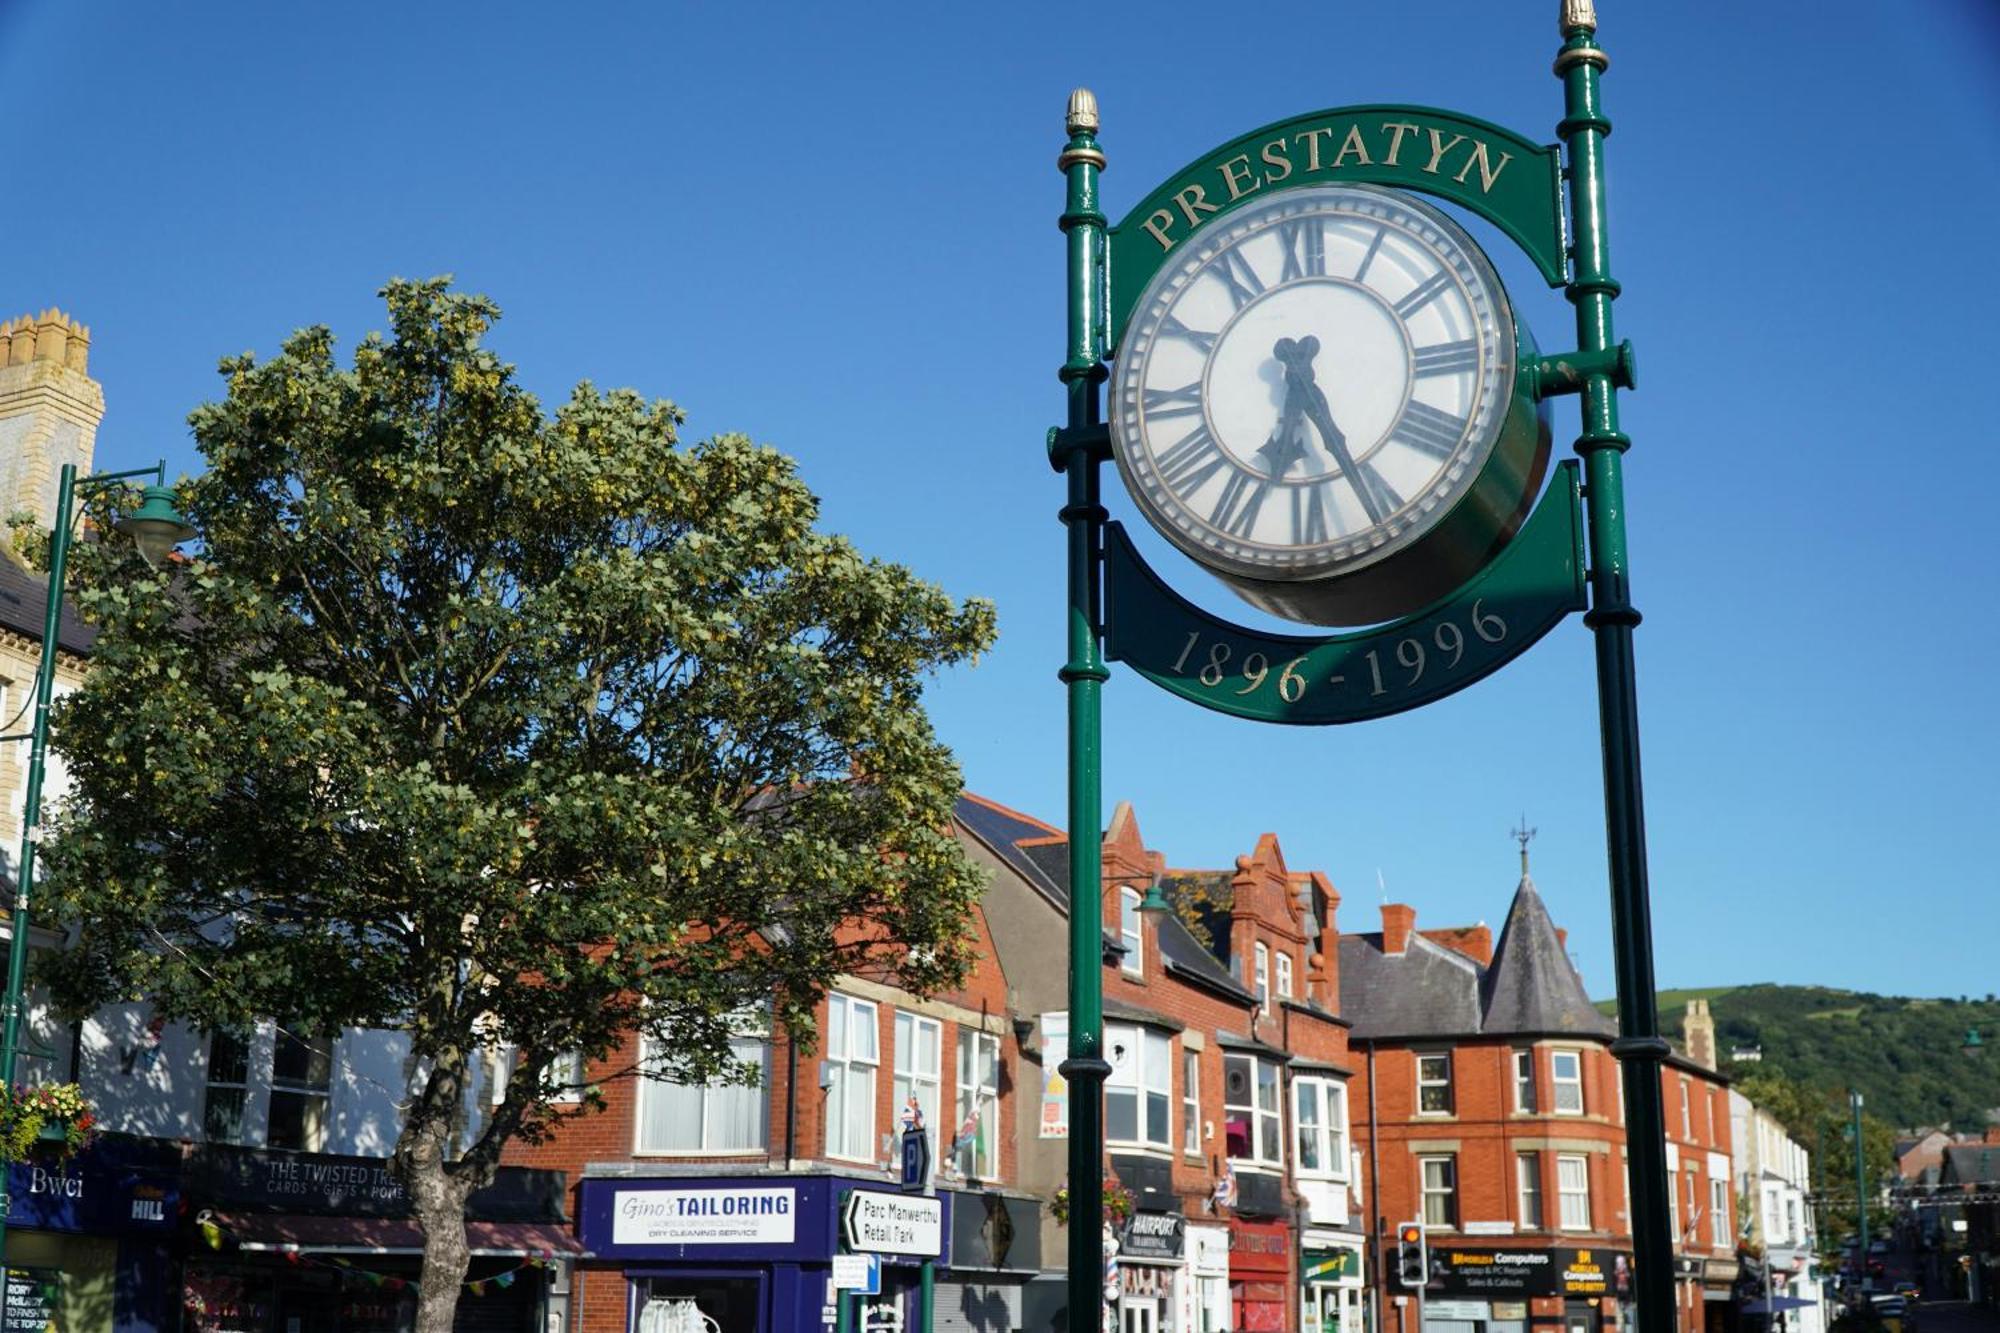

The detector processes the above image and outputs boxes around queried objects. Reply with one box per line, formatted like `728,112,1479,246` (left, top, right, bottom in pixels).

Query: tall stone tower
1682,997,1718,1071
0,309,104,546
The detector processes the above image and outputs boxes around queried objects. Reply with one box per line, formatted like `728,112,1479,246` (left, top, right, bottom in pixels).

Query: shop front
1422,1244,1633,1333
180,1146,576,1333
1299,1234,1364,1333
1228,1218,1291,1332
936,1188,1041,1333
1,1132,181,1332
1186,1225,1229,1333
578,1175,949,1333
1116,1208,1186,1333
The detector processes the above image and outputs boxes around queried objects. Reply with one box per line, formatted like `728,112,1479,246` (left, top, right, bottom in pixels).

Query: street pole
1552,7,1675,1332
1851,1093,1868,1292
1053,88,1111,1333
0,461,189,1269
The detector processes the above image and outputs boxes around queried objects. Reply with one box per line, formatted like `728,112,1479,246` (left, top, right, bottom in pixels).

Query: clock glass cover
1109,183,1548,625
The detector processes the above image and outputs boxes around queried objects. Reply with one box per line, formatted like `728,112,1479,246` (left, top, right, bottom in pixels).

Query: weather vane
1511,815,1537,875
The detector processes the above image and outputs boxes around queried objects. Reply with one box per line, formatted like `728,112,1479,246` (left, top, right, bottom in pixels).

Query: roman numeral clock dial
1109,184,1550,626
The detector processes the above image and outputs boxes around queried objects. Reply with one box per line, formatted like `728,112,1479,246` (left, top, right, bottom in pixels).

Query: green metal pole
921,1256,935,1333
0,461,78,1266
1552,10,1673,1333
1852,1092,1869,1290
1052,87,1111,1333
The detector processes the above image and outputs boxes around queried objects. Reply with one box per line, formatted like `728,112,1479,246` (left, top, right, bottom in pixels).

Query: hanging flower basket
1050,1178,1135,1228
0,1082,98,1164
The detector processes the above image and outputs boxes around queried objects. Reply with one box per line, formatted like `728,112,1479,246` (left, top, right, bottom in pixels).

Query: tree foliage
37,279,996,1330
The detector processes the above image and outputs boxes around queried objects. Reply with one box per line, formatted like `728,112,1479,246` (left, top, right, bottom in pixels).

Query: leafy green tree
1732,1066,1896,1260
38,279,996,1333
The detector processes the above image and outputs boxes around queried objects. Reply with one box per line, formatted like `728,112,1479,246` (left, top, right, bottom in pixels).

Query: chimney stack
1382,903,1415,956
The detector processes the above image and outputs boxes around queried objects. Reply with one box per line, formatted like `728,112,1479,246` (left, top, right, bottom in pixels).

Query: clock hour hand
1256,367,1309,478
1276,336,1386,525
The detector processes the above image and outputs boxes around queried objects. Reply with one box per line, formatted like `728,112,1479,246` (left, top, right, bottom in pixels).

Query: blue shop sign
579,1176,951,1266
2,1136,180,1234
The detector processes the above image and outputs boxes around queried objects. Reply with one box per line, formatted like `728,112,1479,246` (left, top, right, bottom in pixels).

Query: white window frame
954,1027,1001,1180
1182,1048,1201,1156
1253,942,1269,1004
1557,1153,1591,1231
1710,1175,1730,1247
1551,1049,1585,1116
637,1013,771,1156
202,1026,254,1146
1275,951,1294,1000
1513,1048,1536,1113
1292,1076,1348,1180
1120,887,1144,977
1420,1154,1457,1228
1106,1024,1173,1150
1224,1053,1283,1168
1516,1151,1543,1230
893,1011,942,1150
1416,1051,1453,1116
824,993,879,1162
1679,1078,1691,1138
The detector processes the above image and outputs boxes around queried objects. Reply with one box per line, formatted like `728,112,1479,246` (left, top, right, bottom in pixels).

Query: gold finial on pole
1561,0,1596,33
1066,88,1099,135
1059,89,1106,173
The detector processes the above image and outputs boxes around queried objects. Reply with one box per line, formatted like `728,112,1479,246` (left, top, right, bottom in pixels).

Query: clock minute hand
1280,340,1386,526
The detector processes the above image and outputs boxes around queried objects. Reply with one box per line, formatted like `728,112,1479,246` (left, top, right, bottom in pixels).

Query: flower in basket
1050,1177,1136,1227
0,1081,100,1164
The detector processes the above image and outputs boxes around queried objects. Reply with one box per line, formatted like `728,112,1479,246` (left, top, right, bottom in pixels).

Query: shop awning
211,1212,586,1258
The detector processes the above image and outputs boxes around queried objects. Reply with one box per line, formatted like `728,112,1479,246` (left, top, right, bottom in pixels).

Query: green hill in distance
1595,983,2000,1133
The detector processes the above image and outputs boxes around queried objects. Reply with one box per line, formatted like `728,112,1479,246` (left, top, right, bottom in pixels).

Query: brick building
504,894,1031,1333
1341,854,1736,1333
960,793,1367,1333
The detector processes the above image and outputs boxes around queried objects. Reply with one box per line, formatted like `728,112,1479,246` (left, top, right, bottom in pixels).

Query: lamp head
115,484,196,569
1138,871,1172,915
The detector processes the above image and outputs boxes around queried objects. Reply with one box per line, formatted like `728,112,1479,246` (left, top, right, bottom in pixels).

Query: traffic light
1396,1221,1426,1287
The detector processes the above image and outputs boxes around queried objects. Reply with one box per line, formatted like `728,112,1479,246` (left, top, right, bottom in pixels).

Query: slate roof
1340,930,1484,1039
1340,871,1615,1042
1939,1144,2000,1186
1481,875,1614,1037
952,793,1253,1004
0,556,94,655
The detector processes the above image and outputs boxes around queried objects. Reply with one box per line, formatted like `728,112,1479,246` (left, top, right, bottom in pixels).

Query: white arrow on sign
841,1188,943,1258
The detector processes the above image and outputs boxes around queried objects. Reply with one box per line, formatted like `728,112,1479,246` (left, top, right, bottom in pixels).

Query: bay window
1293,1077,1347,1178
1557,1153,1591,1230
1224,1053,1282,1167
1551,1049,1585,1114
1106,1024,1172,1150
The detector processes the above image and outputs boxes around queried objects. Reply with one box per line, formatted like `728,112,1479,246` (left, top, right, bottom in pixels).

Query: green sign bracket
1106,104,1568,349
1104,461,1584,726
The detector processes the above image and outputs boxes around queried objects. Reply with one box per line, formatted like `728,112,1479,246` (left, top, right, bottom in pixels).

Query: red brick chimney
1382,903,1416,956
1421,925,1493,967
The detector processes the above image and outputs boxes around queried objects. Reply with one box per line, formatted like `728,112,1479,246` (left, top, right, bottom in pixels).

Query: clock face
1109,183,1542,625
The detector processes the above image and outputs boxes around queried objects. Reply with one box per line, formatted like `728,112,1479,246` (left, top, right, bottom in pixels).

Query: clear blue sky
6,2,1996,1002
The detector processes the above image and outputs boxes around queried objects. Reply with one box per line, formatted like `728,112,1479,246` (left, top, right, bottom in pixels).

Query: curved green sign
1106,104,1566,349
1103,463,1584,726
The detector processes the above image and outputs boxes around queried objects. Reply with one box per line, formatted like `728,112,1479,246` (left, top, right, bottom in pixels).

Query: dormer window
1275,952,1293,1000
1253,941,1269,1004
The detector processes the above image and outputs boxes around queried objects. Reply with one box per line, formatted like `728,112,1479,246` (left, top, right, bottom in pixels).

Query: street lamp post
0,461,192,1264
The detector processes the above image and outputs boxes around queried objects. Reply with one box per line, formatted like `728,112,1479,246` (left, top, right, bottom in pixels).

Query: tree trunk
408,1132,475,1333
